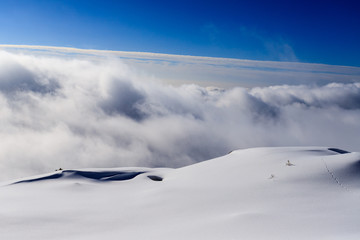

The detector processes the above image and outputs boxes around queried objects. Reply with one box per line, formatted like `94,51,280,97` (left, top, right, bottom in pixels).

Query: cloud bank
0,49,360,181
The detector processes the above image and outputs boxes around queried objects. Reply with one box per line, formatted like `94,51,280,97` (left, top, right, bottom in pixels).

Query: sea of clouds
0,50,360,180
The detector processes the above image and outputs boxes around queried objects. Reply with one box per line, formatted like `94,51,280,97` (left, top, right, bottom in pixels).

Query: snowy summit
1,146,360,239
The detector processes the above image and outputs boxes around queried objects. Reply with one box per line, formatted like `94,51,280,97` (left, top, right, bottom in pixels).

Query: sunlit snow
1,147,360,239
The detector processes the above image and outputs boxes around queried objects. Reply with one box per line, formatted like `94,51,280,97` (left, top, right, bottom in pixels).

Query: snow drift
1,147,360,239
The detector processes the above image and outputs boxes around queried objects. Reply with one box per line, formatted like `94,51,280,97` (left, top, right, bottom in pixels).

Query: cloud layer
0,49,360,181
2,45,360,88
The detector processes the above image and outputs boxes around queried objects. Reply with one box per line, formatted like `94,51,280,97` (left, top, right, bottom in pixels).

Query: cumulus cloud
0,49,360,181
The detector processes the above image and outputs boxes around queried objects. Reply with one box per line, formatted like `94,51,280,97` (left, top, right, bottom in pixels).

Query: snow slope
1,147,360,239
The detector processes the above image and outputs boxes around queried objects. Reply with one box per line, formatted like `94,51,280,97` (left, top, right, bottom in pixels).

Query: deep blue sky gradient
1,0,360,66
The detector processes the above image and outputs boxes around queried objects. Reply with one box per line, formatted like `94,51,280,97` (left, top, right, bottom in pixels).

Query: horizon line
1,44,358,69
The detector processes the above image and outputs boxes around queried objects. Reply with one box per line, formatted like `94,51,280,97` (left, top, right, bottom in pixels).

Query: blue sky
0,0,360,66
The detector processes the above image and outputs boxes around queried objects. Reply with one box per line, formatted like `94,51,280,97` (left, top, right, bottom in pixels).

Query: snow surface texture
1,147,360,239
0,49,360,181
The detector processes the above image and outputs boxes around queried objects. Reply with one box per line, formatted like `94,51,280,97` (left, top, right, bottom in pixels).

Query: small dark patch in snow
268,174,275,179
286,160,295,166
147,175,163,181
328,148,350,154
76,171,145,181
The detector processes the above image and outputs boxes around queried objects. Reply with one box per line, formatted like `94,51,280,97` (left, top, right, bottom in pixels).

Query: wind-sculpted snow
0,50,360,180
10,169,148,184
2,147,360,240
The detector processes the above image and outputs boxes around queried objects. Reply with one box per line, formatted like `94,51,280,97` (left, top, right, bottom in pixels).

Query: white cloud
0,47,360,181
